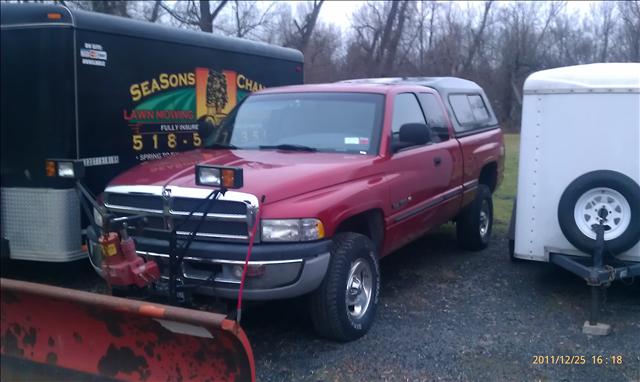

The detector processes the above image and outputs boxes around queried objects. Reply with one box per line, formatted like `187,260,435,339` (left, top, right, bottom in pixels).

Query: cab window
391,93,431,150
418,93,449,142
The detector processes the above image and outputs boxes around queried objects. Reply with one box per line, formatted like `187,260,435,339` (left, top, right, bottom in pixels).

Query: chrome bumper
138,250,331,301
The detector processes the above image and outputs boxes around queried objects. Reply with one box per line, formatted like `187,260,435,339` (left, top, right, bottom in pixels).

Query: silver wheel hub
479,200,490,238
345,258,373,320
574,187,631,240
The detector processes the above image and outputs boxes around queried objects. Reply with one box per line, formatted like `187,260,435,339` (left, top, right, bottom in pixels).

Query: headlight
93,207,103,227
197,166,221,186
195,164,243,188
261,218,325,242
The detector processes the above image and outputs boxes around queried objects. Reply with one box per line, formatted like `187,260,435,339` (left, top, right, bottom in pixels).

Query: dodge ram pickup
90,77,505,341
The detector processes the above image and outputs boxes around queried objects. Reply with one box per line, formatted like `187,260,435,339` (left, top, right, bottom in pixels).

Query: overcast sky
310,1,599,30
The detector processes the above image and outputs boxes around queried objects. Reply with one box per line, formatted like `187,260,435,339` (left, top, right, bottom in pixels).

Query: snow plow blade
0,278,255,382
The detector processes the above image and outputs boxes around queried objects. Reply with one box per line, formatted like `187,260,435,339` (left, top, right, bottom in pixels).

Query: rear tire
457,184,493,251
309,233,379,342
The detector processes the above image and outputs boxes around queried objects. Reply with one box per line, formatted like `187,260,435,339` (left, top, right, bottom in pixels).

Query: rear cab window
448,93,493,133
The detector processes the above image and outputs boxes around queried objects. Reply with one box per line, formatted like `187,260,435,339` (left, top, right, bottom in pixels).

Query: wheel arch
334,209,385,252
479,161,498,192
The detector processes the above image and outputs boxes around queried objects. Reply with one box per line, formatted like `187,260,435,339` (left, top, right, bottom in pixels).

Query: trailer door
1,26,84,262
1,27,76,188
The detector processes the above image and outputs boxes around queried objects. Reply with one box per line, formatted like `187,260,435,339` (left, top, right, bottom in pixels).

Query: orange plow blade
0,278,255,382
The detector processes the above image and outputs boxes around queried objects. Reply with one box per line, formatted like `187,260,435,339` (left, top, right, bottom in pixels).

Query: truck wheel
456,184,493,251
558,170,640,255
309,233,380,342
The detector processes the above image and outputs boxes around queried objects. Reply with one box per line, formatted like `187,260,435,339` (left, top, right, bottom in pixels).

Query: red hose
236,206,261,323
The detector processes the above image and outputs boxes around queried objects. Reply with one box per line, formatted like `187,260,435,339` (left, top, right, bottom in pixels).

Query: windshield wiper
259,144,317,152
206,143,238,150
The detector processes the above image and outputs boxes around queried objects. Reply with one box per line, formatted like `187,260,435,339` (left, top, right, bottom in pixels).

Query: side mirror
393,123,431,152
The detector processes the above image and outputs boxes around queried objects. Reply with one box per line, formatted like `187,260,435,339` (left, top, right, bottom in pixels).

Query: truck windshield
205,92,385,155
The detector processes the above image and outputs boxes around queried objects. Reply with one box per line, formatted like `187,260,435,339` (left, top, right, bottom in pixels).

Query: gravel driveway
4,228,639,381
242,228,640,382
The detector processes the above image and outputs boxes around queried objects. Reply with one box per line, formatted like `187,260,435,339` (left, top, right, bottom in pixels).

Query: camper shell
0,3,303,262
340,77,500,137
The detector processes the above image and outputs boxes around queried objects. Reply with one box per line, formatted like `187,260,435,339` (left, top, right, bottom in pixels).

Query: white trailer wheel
558,170,640,256
573,187,631,241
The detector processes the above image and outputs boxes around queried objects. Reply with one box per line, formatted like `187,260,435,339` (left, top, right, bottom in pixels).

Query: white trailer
508,63,640,334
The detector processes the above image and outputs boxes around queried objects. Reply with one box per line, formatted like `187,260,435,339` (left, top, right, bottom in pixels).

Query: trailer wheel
457,184,493,251
309,233,379,342
558,170,640,255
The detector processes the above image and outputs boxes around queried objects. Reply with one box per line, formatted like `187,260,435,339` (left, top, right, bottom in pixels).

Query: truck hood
108,149,377,204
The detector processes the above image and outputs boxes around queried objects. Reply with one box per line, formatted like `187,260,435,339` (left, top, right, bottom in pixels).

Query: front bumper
88,226,332,301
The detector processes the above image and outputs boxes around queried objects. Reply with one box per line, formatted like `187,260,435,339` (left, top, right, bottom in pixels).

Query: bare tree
223,0,276,38
161,1,227,32
280,0,325,53
64,0,131,17
350,0,411,77
147,0,162,22
304,23,342,83
594,2,616,62
414,0,438,71
617,0,640,62
461,1,493,74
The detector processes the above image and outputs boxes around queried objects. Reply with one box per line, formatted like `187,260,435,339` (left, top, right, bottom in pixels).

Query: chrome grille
172,198,247,215
106,193,163,212
174,218,247,236
104,190,252,242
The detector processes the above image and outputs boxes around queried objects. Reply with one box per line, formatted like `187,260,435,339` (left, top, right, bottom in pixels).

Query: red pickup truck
90,78,504,341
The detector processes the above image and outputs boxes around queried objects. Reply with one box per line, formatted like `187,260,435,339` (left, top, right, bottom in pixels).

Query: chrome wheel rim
574,187,631,240
479,200,490,238
345,258,373,320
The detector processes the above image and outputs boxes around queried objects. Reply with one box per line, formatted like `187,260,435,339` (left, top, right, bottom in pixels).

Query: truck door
417,92,464,223
385,92,457,252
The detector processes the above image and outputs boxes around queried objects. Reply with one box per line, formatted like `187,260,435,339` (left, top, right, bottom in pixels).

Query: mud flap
0,278,255,382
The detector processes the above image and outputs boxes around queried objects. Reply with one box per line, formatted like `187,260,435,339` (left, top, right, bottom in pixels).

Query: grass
493,134,520,232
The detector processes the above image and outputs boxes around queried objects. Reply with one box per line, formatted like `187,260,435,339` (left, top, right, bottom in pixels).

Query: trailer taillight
45,160,57,177
44,159,85,179
47,12,62,20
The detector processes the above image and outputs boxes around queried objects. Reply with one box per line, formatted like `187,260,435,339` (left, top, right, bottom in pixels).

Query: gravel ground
4,228,639,381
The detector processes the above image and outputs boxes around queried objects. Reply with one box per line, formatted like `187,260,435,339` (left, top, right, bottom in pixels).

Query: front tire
457,184,493,251
309,233,380,342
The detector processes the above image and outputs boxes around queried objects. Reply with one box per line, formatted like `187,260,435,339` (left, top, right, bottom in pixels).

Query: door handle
434,157,442,166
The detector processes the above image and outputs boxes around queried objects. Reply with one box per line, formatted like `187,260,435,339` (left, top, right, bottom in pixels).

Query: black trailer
0,3,303,262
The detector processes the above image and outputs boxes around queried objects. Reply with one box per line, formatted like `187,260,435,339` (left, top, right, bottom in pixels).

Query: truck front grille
104,192,251,242
107,193,163,211
172,197,247,215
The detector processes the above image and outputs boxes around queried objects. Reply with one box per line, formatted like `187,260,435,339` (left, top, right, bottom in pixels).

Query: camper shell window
448,93,492,132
